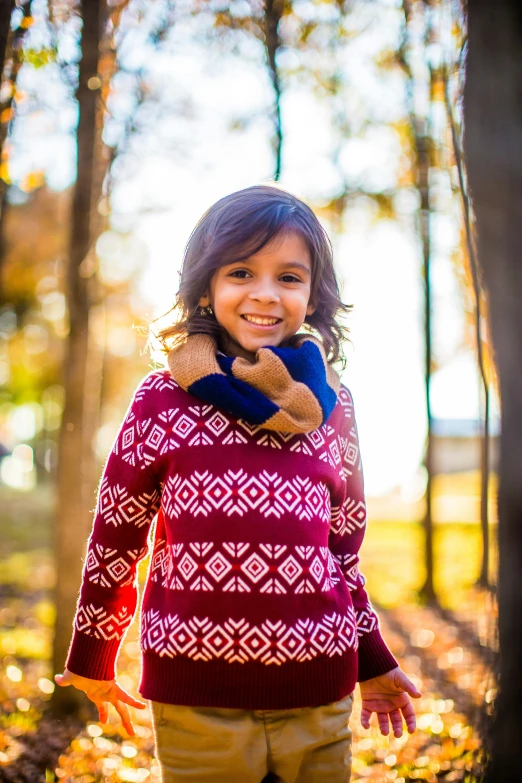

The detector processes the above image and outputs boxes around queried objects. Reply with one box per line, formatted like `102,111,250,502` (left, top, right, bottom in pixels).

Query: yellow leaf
0,161,11,183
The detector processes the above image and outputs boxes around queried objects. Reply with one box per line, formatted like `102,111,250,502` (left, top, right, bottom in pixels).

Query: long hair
153,184,353,369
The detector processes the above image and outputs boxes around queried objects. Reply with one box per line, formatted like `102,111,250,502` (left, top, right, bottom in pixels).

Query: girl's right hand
54,668,147,736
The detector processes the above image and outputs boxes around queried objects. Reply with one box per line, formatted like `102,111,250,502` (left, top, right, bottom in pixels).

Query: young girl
55,184,421,783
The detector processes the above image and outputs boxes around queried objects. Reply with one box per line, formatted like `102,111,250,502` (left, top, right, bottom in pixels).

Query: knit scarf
167,332,341,433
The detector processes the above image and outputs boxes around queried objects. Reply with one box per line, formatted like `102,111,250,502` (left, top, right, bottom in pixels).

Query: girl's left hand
359,666,422,737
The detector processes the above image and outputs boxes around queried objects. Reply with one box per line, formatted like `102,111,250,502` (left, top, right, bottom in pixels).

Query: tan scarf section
167,332,341,433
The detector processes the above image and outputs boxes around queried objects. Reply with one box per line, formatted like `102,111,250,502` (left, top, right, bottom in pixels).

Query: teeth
243,315,279,325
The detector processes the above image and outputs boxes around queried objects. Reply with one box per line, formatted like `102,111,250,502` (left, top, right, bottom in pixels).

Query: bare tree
51,0,105,717
443,69,492,589
400,0,436,603
464,0,522,775
50,0,174,718
263,0,284,180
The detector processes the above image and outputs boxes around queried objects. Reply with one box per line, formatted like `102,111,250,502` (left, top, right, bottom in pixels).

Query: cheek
217,286,241,305
288,291,313,314
212,286,244,322
212,279,235,305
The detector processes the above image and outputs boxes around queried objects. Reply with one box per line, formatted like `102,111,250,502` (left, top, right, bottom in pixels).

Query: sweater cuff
357,627,399,682
66,633,121,681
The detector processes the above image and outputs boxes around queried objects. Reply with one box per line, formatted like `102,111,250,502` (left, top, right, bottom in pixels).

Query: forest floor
0,485,496,783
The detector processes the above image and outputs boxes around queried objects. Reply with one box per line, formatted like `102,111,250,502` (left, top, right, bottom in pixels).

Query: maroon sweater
66,370,398,709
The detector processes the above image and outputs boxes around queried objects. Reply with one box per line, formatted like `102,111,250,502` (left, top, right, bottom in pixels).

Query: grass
362,519,497,610
0,485,55,556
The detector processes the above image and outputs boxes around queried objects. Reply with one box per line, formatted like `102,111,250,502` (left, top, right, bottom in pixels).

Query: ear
199,293,210,307
306,300,316,316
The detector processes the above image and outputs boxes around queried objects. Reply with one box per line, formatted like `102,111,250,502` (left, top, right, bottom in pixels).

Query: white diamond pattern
330,497,367,536
85,544,147,588
241,553,269,583
149,542,333,595
178,553,198,580
279,555,302,585
75,603,133,640
141,607,358,664
207,551,232,582
172,413,197,440
158,468,330,522
332,553,362,591
96,478,160,529
356,604,378,636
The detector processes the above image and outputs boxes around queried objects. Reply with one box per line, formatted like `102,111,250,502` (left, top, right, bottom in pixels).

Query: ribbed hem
139,651,358,710
356,628,399,682
65,633,120,681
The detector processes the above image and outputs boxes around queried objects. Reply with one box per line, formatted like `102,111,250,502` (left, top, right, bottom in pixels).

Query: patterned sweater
66,370,398,709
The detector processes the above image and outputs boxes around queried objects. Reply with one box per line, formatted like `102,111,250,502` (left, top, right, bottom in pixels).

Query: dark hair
153,184,352,369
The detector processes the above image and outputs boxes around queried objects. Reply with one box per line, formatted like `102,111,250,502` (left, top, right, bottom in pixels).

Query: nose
248,278,280,303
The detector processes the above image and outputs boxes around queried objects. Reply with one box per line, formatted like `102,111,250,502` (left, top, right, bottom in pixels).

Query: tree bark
0,0,14,81
464,0,522,774
263,0,284,180
443,70,491,589
418,97,435,604
400,0,436,603
50,0,104,718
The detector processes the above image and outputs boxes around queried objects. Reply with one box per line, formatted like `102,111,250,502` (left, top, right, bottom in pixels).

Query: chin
229,331,288,358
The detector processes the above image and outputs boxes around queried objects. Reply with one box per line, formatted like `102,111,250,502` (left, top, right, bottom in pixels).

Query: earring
199,304,214,317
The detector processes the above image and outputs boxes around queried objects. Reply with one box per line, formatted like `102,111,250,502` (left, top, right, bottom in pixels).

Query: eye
227,270,302,283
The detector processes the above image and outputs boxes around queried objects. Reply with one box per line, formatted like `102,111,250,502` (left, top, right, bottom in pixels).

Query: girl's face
199,231,316,363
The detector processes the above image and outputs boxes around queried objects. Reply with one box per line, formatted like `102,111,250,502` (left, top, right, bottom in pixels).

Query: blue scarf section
167,332,341,434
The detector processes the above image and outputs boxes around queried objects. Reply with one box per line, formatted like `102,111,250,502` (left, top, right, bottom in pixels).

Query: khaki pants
149,693,353,783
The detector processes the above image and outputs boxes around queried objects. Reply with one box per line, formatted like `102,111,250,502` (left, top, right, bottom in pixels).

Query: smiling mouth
241,315,282,327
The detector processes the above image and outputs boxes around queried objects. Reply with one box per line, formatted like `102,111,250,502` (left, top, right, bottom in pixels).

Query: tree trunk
464,0,522,774
478,383,491,587
400,0,436,603
0,0,14,81
443,73,491,589
50,0,104,718
263,0,283,180
419,100,435,604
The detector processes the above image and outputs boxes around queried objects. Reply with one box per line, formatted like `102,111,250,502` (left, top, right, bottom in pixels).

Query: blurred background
0,0,497,781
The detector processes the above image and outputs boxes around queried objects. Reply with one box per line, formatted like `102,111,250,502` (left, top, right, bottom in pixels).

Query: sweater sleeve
329,386,399,682
65,379,161,681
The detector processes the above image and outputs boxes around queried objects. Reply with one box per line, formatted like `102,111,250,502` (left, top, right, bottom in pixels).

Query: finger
401,700,417,733
113,684,147,709
95,701,109,724
54,674,70,687
394,670,422,698
113,700,135,736
389,709,403,738
377,712,390,736
402,676,422,698
360,707,372,730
